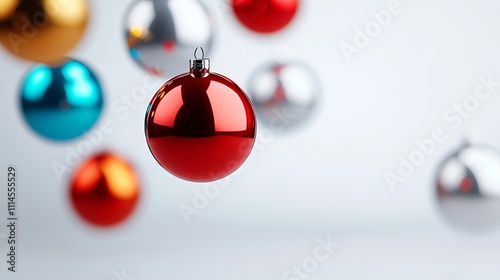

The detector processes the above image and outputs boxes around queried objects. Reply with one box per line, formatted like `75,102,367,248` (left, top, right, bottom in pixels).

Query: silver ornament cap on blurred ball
436,143,500,232
125,0,214,76
248,61,320,133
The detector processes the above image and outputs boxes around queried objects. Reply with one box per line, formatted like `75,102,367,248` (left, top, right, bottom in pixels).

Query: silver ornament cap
190,47,210,78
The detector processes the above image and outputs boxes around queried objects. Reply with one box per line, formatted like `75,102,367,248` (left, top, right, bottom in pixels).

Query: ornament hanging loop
194,47,205,59
190,47,210,78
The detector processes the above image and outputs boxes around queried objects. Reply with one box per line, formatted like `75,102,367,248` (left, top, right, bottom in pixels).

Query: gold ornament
0,0,88,63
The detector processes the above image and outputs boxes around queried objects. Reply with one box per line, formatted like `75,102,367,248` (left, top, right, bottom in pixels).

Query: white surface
2,0,500,279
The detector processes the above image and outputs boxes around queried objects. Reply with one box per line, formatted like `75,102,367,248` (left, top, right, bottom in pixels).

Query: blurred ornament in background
436,143,500,232
124,0,214,76
70,152,140,227
232,0,298,33
0,0,88,63
20,58,104,141
145,48,256,182
248,61,319,133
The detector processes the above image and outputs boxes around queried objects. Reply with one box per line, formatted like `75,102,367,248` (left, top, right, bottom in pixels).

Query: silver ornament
248,61,320,133
124,0,214,76
436,144,500,232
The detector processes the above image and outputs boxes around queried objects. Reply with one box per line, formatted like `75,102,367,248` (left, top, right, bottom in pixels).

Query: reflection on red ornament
232,0,299,33
70,152,140,227
145,48,256,182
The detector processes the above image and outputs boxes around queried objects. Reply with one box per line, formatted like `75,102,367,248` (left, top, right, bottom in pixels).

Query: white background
2,0,500,279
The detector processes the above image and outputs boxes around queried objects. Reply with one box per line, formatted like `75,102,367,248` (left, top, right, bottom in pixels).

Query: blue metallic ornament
20,59,104,141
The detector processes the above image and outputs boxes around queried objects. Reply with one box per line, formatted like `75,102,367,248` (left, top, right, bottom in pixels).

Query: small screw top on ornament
190,47,210,78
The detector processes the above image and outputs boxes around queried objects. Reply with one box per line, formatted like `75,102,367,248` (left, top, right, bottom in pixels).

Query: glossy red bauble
232,0,299,33
145,60,256,182
70,152,140,227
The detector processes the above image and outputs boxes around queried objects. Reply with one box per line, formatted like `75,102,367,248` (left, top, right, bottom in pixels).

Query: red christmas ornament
70,152,140,227
232,0,299,33
145,48,256,182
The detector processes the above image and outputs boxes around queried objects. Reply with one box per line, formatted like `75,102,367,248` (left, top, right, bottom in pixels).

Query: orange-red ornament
70,152,140,227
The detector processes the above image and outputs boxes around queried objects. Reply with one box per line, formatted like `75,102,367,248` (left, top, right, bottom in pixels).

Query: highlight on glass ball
70,152,141,227
0,0,88,63
145,48,256,182
436,143,500,232
20,58,104,141
232,0,299,33
248,61,319,133
124,0,214,76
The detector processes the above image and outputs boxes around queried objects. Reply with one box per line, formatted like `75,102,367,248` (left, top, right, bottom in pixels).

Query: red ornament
145,48,256,182
70,152,140,227
232,0,299,33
